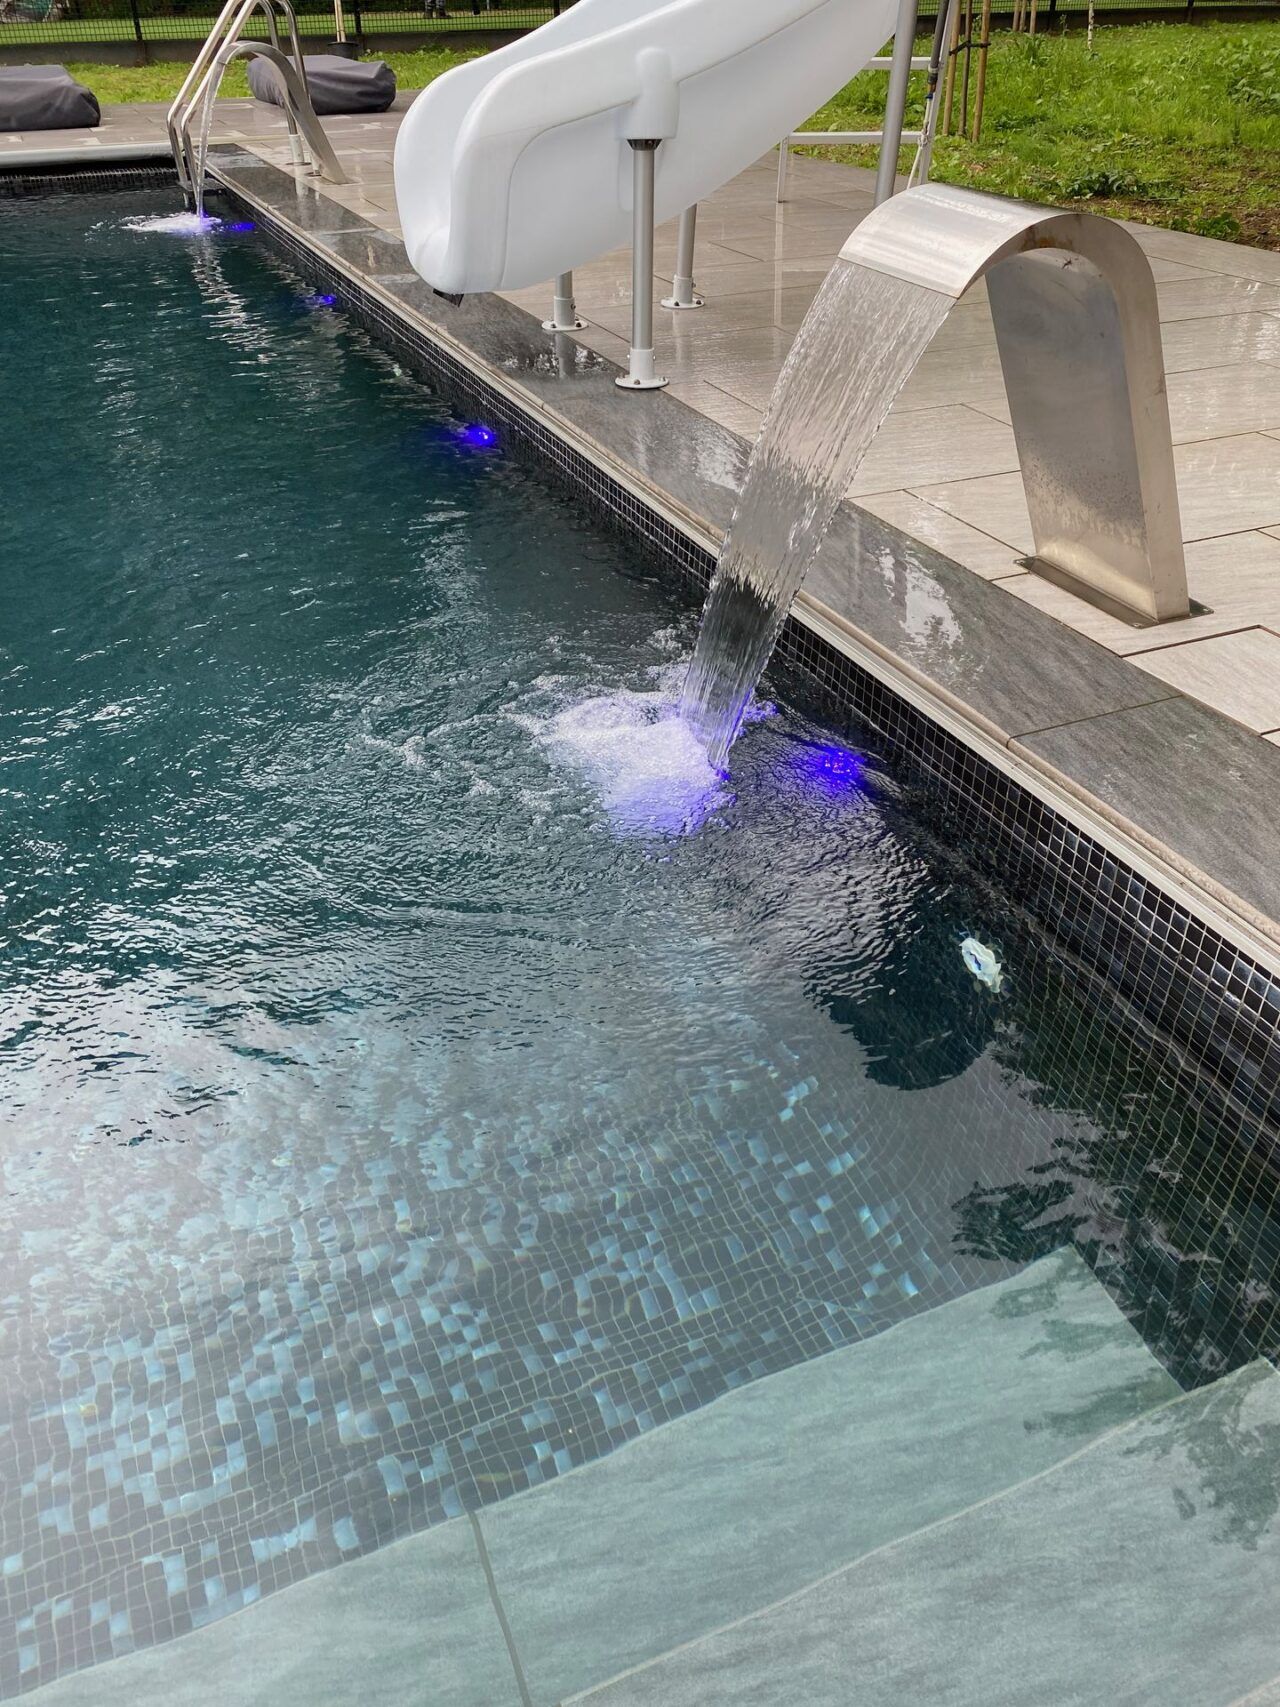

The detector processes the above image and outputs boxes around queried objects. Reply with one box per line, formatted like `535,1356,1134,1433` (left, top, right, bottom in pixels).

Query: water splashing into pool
679,258,953,768
125,210,224,235
512,665,734,836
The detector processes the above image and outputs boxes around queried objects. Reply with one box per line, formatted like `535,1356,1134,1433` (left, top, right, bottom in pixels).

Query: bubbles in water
125,211,223,237
517,664,730,837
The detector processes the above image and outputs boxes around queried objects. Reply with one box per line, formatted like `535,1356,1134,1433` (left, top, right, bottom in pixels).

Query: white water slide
394,0,900,318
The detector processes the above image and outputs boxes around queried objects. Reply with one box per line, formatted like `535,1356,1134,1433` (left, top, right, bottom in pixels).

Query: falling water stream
680,258,954,767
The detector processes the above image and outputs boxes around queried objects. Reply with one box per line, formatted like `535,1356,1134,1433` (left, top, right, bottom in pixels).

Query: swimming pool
2,183,1279,1704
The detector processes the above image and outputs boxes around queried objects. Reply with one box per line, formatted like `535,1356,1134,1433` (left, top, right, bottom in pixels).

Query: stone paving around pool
8,92,1280,746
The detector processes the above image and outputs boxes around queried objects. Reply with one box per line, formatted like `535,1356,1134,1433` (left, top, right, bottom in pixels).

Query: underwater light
791,738,865,793
223,220,256,234
459,423,498,448
304,292,338,308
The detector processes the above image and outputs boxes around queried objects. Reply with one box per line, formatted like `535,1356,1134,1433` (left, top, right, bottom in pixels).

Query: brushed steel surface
841,185,1189,623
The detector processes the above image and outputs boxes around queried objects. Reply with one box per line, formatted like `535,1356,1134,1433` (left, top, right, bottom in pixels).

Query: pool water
2,187,1278,1695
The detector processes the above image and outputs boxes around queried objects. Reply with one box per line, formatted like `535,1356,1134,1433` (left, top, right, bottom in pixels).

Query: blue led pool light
303,292,338,309
222,220,256,234
790,736,866,794
458,423,498,448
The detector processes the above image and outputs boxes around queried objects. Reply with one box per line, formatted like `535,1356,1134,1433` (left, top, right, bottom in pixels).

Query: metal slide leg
616,140,668,391
661,206,704,310
874,0,920,206
776,138,790,204
542,272,586,333
915,0,960,183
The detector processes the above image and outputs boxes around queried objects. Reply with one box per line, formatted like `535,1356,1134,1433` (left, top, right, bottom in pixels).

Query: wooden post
941,0,962,134
971,0,992,142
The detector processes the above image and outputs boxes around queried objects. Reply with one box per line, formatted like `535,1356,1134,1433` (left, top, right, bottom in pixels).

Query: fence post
352,0,362,40
129,0,145,64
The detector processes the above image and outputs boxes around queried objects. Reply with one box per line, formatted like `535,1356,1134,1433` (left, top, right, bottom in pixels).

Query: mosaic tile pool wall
0,174,1277,1702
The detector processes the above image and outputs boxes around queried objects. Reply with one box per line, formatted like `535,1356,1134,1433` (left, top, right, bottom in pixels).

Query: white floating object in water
960,936,1003,992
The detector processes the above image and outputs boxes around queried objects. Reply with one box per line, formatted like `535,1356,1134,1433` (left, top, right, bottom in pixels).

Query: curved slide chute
393,0,899,298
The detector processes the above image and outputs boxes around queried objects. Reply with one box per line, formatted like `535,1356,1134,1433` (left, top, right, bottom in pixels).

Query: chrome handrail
168,0,346,208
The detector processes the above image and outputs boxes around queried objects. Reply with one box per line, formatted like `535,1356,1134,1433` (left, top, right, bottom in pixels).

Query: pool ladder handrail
168,0,347,208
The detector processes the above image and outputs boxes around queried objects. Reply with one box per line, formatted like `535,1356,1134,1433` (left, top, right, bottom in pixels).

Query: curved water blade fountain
680,184,1189,767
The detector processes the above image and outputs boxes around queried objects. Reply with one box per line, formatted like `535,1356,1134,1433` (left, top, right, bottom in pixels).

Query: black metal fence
0,0,1273,52
0,0,568,47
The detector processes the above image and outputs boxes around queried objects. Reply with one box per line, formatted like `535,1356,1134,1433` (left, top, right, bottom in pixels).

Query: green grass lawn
64,20,1280,248
62,44,476,101
801,21,1280,248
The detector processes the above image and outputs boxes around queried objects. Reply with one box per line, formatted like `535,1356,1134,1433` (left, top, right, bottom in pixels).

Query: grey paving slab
478,1250,1176,1707
311,224,411,274
25,1516,520,1707
1127,221,1280,287
976,360,1280,445
1156,311,1280,374
208,160,378,236
1130,628,1280,733
855,490,1024,581
803,505,1176,742
1013,694,1280,932
848,403,1020,496
1157,275,1280,322
915,433,1280,547
997,529,1280,655
576,1359,1280,1707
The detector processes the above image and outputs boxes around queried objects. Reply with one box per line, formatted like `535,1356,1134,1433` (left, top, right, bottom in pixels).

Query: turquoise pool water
1,186,1277,1697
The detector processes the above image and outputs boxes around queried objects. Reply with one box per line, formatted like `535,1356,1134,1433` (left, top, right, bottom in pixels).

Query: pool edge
204,155,1280,982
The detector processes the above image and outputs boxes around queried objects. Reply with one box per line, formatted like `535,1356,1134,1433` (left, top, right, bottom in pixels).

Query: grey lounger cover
0,65,101,132
247,54,396,116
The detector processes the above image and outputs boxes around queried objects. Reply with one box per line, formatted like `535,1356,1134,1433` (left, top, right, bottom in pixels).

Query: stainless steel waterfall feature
852,187,1190,623
680,184,1190,766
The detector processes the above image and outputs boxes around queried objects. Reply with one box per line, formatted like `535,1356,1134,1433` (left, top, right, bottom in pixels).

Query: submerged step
575,1358,1280,1707
23,1248,1174,1707
476,1245,1178,1705
18,1515,523,1707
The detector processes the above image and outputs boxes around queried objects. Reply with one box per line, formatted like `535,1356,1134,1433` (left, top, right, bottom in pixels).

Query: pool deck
7,97,1280,964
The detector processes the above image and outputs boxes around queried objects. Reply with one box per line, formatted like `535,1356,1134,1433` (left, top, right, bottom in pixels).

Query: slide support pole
661,205,704,310
874,0,920,205
617,140,668,390
543,272,586,332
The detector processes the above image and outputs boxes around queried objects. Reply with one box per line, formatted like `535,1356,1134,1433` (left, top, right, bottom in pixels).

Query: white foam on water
516,664,731,837
125,212,223,236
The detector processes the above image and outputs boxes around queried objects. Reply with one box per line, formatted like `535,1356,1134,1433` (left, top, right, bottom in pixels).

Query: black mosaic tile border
227,184,1280,1173
0,164,172,196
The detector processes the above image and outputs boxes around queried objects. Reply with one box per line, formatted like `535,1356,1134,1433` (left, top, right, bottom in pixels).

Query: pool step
572,1356,1280,1707
475,1244,1179,1705
23,1247,1187,1706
